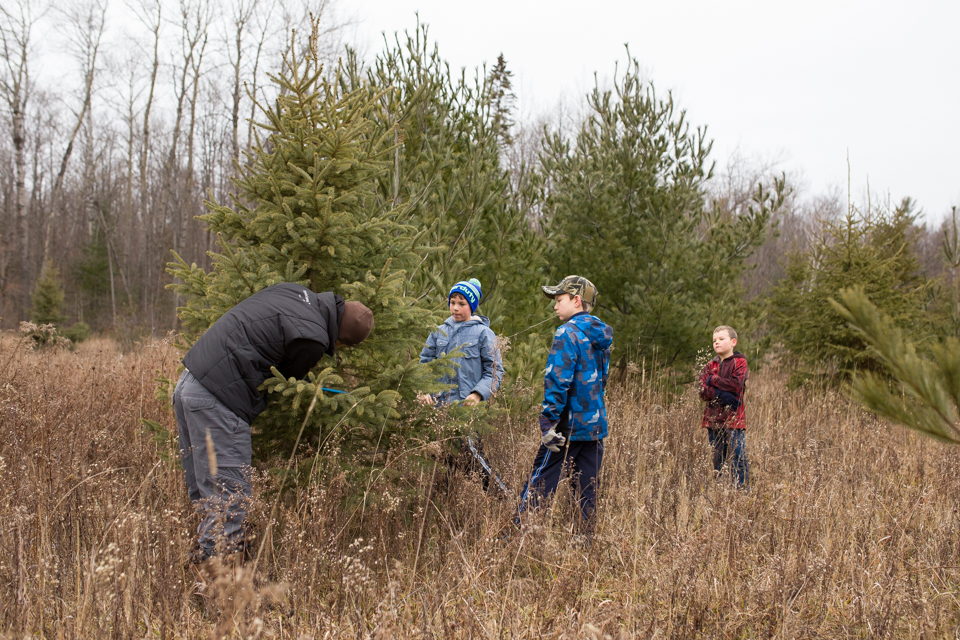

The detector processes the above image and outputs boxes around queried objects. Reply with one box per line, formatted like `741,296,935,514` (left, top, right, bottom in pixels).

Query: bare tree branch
43,0,108,265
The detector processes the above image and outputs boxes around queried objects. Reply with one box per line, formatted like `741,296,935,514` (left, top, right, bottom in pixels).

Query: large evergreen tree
347,28,548,339
486,53,516,148
770,198,934,383
539,55,783,371
168,33,452,466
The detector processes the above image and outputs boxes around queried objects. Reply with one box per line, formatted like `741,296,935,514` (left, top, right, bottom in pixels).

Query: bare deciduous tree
0,0,41,315
43,0,107,265
129,0,162,322
0,0,361,331
245,0,277,155
225,0,256,164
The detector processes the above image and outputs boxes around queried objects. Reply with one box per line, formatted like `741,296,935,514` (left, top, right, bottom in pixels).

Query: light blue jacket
420,316,503,405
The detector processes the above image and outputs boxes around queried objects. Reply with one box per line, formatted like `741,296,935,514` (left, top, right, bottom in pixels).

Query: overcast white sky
346,0,959,222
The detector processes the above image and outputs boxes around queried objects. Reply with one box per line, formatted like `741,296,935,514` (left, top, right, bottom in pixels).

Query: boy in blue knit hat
419,278,502,407
419,279,504,491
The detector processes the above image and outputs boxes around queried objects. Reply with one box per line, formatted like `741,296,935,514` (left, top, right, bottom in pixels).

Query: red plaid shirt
699,352,748,430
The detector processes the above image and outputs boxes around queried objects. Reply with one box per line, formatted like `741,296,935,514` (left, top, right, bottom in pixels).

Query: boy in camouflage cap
515,275,613,532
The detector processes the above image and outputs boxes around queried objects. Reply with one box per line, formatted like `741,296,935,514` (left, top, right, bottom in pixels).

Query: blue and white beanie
449,278,482,314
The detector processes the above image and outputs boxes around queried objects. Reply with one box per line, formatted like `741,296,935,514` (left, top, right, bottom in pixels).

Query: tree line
1,0,351,336
4,0,957,389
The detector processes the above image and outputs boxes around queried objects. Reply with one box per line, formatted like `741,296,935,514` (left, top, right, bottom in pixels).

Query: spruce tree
770,198,934,383
72,222,112,327
167,32,452,468
539,54,783,372
348,28,548,340
30,261,66,326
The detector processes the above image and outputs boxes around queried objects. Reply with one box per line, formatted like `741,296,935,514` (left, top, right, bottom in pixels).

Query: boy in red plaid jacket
698,325,749,488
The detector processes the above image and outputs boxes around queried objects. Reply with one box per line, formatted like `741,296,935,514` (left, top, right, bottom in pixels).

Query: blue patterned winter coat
539,312,613,441
419,316,503,405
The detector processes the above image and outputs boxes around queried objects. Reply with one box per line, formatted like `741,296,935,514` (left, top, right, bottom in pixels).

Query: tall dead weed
0,336,957,638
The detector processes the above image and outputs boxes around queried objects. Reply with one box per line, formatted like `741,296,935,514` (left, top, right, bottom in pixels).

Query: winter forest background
3,0,958,380
8,1,960,635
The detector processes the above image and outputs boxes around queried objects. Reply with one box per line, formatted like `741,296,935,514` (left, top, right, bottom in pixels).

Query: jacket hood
443,315,491,329
568,313,613,350
713,350,747,364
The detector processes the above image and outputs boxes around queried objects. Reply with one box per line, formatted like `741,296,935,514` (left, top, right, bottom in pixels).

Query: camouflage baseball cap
541,275,598,307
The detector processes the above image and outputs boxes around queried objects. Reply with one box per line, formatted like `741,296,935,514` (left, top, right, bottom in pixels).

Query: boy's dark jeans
515,439,604,531
708,428,749,488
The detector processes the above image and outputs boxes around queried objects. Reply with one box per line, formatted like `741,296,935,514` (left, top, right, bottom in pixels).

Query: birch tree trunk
129,0,161,321
43,0,107,267
0,0,36,317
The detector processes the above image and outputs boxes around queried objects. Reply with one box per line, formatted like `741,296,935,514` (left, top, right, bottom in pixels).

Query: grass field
1,335,958,638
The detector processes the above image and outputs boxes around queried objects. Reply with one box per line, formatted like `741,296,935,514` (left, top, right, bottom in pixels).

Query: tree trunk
175,31,207,330
1,0,35,318
136,0,161,323
247,0,271,157
42,0,107,267
14,94,28,317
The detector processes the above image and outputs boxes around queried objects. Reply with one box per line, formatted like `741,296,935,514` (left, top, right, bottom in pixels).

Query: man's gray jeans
173,370,252,555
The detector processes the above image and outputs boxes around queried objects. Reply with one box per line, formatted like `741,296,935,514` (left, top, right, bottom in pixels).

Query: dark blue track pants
516,439,604,527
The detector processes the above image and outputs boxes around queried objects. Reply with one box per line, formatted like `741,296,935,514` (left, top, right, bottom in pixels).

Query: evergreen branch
832,287,960,444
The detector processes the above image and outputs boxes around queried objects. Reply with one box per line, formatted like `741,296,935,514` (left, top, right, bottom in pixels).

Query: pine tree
30,261,66,326
770,198,934,384
348,28,548,340
833,287,960,444
167,30,453,469
539,54,783,372
937,206,960,338
486,53,515,148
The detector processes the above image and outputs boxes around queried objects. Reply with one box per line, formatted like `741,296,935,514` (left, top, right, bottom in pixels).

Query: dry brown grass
1,335,958,638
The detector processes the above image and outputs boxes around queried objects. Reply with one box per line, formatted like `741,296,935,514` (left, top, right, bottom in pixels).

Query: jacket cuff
539,415,558,434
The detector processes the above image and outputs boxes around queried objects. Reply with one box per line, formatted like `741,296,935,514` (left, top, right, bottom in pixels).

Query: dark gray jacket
183,283,343,423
